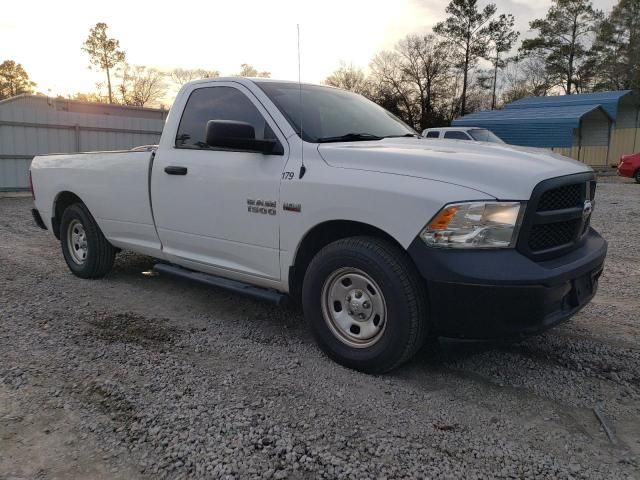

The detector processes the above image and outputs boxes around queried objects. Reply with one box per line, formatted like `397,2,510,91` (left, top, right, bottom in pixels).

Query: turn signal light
427,206,458,230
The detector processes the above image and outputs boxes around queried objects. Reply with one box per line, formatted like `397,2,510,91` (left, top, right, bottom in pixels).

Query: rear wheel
635,170,640,184
302,237,428,373
60,203,116,278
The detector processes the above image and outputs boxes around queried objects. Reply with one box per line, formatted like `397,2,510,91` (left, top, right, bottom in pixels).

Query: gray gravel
1,176,639,479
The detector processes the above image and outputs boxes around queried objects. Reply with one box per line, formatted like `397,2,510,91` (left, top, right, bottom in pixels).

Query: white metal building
0,95,168,190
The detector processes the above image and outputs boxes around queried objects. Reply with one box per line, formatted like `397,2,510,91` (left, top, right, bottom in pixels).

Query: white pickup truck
30,77,607,373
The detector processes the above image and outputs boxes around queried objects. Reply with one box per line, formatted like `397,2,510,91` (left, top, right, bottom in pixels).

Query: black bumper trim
407,230,607,339
31,208,47,230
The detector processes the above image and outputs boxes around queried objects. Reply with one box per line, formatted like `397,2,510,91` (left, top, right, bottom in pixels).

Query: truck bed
31,150,162,256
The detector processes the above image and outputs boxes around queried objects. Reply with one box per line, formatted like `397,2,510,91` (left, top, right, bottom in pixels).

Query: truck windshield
468,129,504,143
256,82,417,143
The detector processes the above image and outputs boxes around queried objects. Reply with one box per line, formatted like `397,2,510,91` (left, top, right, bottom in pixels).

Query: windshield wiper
316,133,384,143
384,133,420,138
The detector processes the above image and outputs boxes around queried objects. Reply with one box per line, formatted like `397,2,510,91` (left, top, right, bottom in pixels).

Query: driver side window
175,86,274,149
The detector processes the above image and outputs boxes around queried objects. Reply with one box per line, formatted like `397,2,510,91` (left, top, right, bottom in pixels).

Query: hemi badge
283,202,301,213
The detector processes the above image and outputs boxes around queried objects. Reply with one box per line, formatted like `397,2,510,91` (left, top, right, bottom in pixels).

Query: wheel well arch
51,191,85,239
288,220,406,301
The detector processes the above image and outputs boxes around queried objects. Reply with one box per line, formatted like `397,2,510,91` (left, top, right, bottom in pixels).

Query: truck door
151,83,288,282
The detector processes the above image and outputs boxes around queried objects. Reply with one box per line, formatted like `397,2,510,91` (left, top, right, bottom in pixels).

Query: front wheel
302,237,428,373
60,203,116,278
635,170,640,184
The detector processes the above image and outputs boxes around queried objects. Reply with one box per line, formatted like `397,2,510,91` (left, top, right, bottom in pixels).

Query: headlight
420,201,523,248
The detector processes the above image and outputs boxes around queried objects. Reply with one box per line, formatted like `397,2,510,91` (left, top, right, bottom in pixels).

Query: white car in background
422,126,505,143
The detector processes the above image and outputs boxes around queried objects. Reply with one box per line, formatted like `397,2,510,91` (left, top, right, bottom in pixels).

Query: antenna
297,24,306,179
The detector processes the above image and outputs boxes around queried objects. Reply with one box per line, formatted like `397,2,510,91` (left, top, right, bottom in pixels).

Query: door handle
164,166,188,175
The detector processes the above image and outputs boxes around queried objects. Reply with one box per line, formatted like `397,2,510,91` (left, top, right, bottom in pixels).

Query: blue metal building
451,104,611,149
452,90,640,166
504,90,633,120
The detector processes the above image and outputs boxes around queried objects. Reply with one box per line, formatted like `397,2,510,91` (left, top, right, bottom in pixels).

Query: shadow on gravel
85,312,181,347
422,331,639,383
494,334,640,387
411,337,501,366
111,251,156,275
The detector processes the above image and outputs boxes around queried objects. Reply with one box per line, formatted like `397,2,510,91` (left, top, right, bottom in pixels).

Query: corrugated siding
552,146,580,160
580,109,610,147
551,146,609,167
478,121,578,148
608,127,640,164
0,103,164,190
607,97,639,164
452,118,577,148
0,95,47,109
580,146,609,167
0,158,31,190
0,95,169,120
616,99,639,128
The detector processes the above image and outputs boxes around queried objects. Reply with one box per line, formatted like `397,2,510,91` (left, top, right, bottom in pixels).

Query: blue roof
452,104,611,148
505,90,633,120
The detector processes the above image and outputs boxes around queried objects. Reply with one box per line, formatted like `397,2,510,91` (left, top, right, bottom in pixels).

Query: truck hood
317,138,591,199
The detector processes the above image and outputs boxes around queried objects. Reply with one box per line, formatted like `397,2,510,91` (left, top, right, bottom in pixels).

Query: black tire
60,203,116,279
302,236,428,374
635,170,640,184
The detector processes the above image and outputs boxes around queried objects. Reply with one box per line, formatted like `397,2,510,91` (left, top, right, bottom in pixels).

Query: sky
0,0,618,99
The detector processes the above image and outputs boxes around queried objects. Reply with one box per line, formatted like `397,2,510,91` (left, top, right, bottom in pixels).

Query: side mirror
205,120,281,155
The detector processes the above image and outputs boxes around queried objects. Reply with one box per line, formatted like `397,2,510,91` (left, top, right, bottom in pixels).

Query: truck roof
184,77,338,89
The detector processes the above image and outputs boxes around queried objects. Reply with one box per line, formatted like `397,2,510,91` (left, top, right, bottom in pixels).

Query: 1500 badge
247,199,277,216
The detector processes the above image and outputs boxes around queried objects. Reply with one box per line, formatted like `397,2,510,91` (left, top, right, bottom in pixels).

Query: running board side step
153,263,288,306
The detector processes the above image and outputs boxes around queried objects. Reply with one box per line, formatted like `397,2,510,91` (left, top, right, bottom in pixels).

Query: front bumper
407,229,607,339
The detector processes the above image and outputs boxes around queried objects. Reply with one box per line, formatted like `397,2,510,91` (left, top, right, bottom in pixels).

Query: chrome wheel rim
321,267,387,348
67,219,88,264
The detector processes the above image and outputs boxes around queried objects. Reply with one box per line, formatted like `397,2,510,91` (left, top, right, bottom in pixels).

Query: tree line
325,0,640,131
1,0,638,124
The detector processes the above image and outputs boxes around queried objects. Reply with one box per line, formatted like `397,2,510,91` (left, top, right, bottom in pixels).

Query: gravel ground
1,176,639,479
